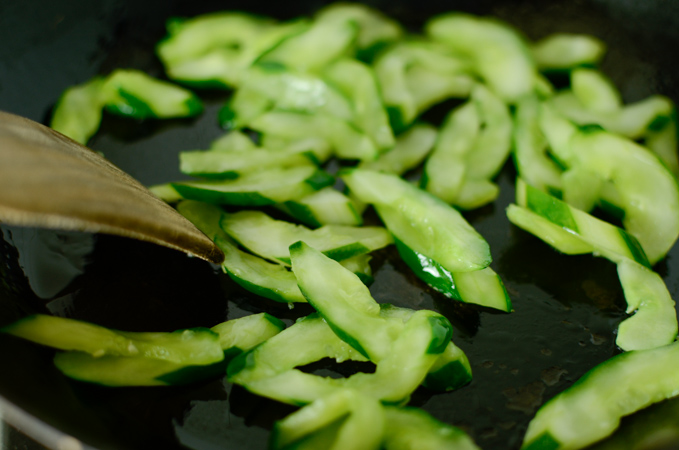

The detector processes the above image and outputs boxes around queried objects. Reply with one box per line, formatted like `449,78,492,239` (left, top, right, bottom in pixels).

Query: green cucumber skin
393,236,512,312
522,342,679,450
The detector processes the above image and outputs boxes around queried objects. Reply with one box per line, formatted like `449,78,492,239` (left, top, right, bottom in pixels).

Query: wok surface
2,0,679,449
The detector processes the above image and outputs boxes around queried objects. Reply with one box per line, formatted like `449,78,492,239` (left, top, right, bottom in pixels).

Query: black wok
2,0,679,449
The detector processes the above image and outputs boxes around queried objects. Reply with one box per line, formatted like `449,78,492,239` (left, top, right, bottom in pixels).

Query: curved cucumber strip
221,210,391,266
270,389,385,450
383,407,480,450
102,69,203,119
512,94,563,194
50,76,106,144
522,341,679,450
276,187,363,227
1,314,223,365
359,123,437,176
569,129,679,264
531,33,606,71
52,313,283,387
393,236,512,312
426,13,536,103
508,179,677,351
170,165,334,206
342,169,491,273
571,68,622,113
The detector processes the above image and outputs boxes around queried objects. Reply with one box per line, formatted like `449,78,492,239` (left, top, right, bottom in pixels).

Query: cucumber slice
1,314,223,365
569,129,679,264
615,260,678,351
102,69,203,119
209,130,258,152
382,407,480,450
512,94,563,194
314,3,403,60
179,146,316,179
248,110,378,161
277,187,363,227
426,13,536,103
358,123,437,176
324,58,395,150
270,389,384,450
644,106,679,176
52,313,283,387
258,17,358,73
170,165,334,206
531,33,606,71
514,179,650,267
571,68,622,113
521,341,679,450
393,236,512,312
221,210,391,265
290,241,400,361
50,76,106,144
342,169,491,273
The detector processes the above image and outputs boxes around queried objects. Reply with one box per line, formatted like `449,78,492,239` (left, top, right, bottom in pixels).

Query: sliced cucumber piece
358,123,437,176
170,165,334,206
426,13,536,103
324,58,395,150
1,314,223,365
569,129,679,264
393,236,512,312
571,68,622,113
270,388,384,450
383,407,480,450
531,33,606,71
221,210,391,265
179,146,316,179
102,69,203,119
277,187,363,227
342,169,491,273
290,241,400,361
522,341,679,450
50,76,106,144
512,94,563,194
209,130,258,152
248,110,378,161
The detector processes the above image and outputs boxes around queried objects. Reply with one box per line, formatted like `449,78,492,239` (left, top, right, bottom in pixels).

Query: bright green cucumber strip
615,260,677,351
314,3,403,58
1,314,222,365
257,16,358,73
342,169,491,272
422,101,479,204
50,76,106,144
102,69,203,119
426,13,536,103
465,83,513,180
538,101,579,168
358,123,437,176
176,200,307,303
179,146,316,179
569,129,679,264
531,33,606,71
393,236,512,312
515,179,650,267
218,85,273,129
645,107,679,176
276,186,363,227
270,388,384,450
551,91,674,140
382,406,480,450
148,183,183,203
156,12,274,67
560,167,603,213
521,341,679,450
209,130,258,152
221,210,391,265
53,313,284,387
248,110,378,161
290,241,398,360
406,66,475,118
324,58,395,150
170,165,334,206
571,68,622,113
